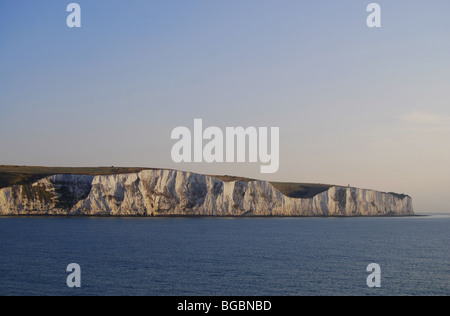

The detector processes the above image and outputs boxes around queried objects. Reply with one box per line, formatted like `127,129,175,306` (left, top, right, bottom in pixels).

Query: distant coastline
0,166,414,217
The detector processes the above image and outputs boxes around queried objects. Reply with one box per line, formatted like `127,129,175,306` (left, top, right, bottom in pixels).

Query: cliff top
0,166,152,190
0,165,334,199
210,175,332,198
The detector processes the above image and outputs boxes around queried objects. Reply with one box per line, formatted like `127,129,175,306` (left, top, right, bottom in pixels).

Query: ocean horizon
1,215,448,296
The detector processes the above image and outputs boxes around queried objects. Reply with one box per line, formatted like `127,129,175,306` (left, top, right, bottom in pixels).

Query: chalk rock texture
0,170,414,216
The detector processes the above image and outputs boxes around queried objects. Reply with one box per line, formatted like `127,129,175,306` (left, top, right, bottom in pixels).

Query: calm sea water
0,215,448,296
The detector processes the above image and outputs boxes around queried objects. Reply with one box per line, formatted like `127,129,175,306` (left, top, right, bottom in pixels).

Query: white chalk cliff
0,169,414,216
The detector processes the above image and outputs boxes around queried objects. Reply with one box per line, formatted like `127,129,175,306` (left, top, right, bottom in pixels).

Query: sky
1,1,449,212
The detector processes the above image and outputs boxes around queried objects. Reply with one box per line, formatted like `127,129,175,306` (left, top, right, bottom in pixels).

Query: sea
0,215,448,296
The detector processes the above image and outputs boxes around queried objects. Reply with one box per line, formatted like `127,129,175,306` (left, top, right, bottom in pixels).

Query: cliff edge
0,169,414,216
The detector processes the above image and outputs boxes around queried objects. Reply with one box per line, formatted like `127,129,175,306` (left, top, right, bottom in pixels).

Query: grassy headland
0,166,332,199
0,166,150,190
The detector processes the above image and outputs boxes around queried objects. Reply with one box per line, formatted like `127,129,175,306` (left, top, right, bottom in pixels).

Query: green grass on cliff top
0,165,332,199
0,166,150,189
211,175,332,198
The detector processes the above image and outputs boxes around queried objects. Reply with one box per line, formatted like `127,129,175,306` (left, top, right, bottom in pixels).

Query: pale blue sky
1,1,449,212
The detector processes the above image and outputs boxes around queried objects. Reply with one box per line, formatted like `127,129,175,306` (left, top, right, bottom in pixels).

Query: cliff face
0,170,414,216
